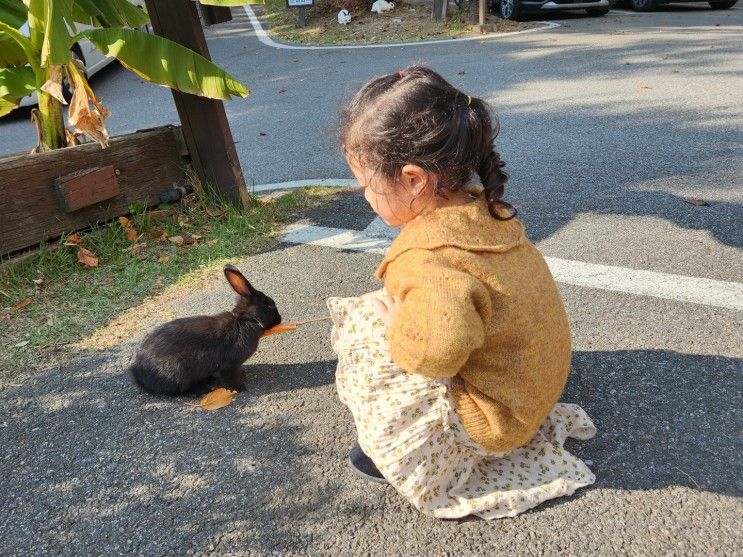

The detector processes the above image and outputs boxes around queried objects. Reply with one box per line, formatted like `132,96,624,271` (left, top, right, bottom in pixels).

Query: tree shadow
0,350,344,555
564,348,742,496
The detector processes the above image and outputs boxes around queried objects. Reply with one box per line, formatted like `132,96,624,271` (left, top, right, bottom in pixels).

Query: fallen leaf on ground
14,341,29,348
64,233,82,246
147,209,176,221
457,70,466,75
32,278,44,286
150,230,168,242
683,198,710,207
119,216,139,241
206,208,225,218
278,88,287,93
206,239,219,246
169,235,185,246
197,388,238,410
261,322,298,337
11,298,32,311
158,255,170,263
640,85,652,90
124,242,147,253
77,247,99,267
259,132,267,136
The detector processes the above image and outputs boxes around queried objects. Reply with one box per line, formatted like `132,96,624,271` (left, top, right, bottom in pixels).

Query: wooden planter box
0,126,189,258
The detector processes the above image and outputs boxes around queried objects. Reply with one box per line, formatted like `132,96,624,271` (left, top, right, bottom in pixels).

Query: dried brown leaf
41,65,67,104
32,278,44,286
150,230,168,242
205,207,226,218
124,242,147,253
77,247,99,267
197,388,237,410
64,233,82,246
158,255,170,263
11,298,32,311
683,198,710,207
169,235,185,246
119,216,139,241
66,60,110,148
206,239,218,246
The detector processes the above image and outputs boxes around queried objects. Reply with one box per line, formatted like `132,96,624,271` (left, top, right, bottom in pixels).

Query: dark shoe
349,442,387,483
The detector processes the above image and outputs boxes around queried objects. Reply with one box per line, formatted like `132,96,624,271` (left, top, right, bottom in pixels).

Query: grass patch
0,186,345,381
259,0,534,46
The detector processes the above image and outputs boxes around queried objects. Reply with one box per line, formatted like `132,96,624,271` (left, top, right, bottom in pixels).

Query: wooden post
433,0,446,20
298,6,306,27
201,5,233,25
143,0,250,209
479,0,487,32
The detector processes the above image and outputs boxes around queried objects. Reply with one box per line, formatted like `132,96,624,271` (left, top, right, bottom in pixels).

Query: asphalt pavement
1,5,741,556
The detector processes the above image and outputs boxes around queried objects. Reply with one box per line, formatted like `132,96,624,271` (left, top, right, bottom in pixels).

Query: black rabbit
128,264,281,396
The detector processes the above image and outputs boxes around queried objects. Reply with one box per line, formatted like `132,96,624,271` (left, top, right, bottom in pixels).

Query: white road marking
243,5,561,51
281,223,743,311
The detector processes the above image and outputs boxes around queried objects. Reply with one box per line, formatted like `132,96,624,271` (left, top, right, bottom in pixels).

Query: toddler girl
328,66,596,520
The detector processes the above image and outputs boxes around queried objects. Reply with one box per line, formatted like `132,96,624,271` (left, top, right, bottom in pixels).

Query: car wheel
499,0,525,20
708,0,737,7
630,0,656,10
62,46,87,103
586,6,611,14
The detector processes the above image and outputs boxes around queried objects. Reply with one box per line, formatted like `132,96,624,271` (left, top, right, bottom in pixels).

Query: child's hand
374,293,401,328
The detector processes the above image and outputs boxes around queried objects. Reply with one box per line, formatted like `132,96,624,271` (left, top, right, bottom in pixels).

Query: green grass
0,186,344,381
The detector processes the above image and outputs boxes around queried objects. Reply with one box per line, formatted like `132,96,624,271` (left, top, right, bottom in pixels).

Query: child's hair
341,65,516,220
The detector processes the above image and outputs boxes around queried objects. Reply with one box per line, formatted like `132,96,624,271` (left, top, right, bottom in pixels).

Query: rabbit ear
223,264,253,297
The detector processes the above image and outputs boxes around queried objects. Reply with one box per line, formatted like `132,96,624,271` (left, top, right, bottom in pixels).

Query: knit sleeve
383,249,490,378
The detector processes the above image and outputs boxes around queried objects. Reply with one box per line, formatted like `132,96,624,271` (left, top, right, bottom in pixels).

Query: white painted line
281,223,743,311
243,5,560,51
252,178,357,193
283,223,390,254
609,9,642,15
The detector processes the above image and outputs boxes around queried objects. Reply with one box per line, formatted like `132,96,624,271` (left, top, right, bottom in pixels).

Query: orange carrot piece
260,322,298,337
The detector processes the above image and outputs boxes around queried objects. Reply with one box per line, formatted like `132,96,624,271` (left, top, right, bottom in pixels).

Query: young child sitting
328,66,596,520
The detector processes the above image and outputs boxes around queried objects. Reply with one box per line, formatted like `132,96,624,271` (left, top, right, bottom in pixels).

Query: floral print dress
329,292,596,520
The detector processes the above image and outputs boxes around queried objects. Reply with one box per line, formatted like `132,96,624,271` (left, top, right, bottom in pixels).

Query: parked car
18,0,150,108
626,0,737,10
495,0,616,20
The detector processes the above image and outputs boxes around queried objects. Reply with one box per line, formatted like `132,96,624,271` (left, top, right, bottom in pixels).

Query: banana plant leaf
0,20,35,68
0,94,19,116
0,0,26,28
71,0,149,28
81,27,248,100
0,64,34,97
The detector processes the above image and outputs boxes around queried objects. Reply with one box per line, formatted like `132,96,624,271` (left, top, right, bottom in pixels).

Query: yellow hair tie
466,95,472,107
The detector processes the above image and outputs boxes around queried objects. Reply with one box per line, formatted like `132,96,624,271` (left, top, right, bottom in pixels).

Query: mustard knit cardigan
376,199,572,452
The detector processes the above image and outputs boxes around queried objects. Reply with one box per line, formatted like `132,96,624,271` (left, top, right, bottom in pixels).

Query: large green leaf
0,33,28,66
72,0,148,28
0,0,26,28
0,64,34,97
41,0,74,66
81,27,248,100
0,19,34,67
0,94,20,116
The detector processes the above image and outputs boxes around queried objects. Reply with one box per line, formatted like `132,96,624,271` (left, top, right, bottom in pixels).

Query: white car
19,0,150,107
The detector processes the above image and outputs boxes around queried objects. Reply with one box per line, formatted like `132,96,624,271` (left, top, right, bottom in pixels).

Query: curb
243,5,561,51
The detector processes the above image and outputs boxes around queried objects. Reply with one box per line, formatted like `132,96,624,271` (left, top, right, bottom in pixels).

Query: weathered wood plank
0,126,188,256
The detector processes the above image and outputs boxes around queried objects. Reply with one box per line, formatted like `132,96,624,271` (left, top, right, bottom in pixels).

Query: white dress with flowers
329,292,596,520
